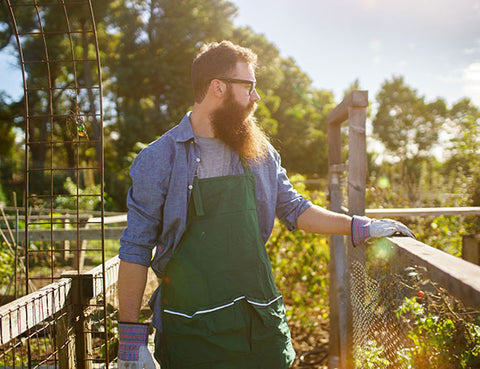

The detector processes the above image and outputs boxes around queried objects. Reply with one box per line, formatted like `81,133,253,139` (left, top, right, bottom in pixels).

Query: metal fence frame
0,255,120,368
3,1,109,365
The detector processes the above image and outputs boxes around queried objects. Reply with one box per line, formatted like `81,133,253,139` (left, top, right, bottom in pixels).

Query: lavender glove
351,215,415,247
118,322,156,369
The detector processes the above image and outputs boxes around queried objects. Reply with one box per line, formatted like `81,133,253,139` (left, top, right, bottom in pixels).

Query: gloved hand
118,322,156,369
351,215,415,247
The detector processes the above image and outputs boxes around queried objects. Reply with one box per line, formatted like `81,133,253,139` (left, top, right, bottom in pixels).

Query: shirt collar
174,112,196,143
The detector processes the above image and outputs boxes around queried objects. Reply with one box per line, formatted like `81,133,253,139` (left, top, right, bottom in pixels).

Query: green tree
443,99,480,233
230,28,335,175
373,76,446,161
108,0,237,160
0,1,113,197
372,76,447,203
103,0,239,208
0,92,16,159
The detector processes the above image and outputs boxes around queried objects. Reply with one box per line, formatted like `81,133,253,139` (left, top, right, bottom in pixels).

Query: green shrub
267,174,330,328
396,297,480,368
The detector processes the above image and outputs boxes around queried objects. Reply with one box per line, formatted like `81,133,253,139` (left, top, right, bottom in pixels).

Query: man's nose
250,89,261,102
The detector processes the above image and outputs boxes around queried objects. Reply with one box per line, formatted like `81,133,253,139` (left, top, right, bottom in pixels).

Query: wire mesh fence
350,237,480,368
0,0,116,366
0,279,73,368
0,255,157,368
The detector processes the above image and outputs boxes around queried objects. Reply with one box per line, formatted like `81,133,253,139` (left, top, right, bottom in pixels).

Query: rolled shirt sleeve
273,150,312,231
119,146,169,266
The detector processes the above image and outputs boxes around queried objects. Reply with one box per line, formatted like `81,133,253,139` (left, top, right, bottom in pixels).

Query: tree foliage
373,76,447,161
0,0,479,218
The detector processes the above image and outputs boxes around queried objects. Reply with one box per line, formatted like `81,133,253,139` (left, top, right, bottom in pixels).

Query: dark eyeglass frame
215,78,257,96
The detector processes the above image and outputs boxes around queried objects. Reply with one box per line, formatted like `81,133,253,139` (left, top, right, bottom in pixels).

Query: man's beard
210,90,268,162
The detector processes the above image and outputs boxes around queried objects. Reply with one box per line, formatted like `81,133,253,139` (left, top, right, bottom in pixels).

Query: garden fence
350,236,480,368
327,91,480,369
3,0,479,365
0,255,120,368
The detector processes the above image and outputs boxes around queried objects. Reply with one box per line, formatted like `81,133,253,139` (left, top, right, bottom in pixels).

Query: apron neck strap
241,160,252,175
192,176,205,216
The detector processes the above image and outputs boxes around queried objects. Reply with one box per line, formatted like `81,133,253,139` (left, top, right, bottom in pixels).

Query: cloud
369,40,382,52
462,39,480,55
462,63,480,106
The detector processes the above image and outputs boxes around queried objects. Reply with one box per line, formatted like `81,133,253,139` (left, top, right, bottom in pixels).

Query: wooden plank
10,227,125,242
366,207,480,217
1,206,123,216
348,106,367,216
62,256,120,300
86,255,120,297
389,236,480,308
0,278,72,345
462,235,479,265
89,213,127,224
327,108,343,365
3,213,127,224
327,90,368,127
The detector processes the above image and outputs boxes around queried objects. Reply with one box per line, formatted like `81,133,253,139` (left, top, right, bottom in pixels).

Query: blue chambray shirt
119,112,312,329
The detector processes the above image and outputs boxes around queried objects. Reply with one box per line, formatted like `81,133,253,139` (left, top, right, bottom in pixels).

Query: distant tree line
0,0,478,219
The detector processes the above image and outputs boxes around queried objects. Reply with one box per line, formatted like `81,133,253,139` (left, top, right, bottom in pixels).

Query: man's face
212,61,259,127
210,62,267,161
226,62,260,108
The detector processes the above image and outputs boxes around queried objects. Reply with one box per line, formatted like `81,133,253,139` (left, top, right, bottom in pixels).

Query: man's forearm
118,260,148,322
296,204,352,235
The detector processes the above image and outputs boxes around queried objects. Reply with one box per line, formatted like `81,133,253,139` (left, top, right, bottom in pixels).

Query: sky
1,0,479,108
230,0,480,107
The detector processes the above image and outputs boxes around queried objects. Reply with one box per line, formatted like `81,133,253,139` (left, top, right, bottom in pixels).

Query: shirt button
196,158,201,162
188,185,193,190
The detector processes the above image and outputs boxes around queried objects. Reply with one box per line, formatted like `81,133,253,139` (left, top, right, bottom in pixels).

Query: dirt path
290,316,330,369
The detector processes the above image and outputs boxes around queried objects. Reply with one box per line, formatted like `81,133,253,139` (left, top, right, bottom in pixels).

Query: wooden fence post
328,113,346,368
462,235,479,265
56,307,76,369
327,91,368,369
62,271,93,369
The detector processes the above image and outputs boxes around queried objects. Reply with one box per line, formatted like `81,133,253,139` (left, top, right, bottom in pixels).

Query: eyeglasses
216,78,257,96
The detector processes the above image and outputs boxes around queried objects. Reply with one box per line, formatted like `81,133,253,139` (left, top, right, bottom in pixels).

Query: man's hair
192,40,258,103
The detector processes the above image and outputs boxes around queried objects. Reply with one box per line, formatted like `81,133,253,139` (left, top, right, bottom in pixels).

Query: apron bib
156,167,295,368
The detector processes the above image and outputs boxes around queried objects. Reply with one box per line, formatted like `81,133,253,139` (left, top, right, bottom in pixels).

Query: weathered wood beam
11,227,125,242
389,236,480,308
366,207,480,217
327,90,368,127
0,278,72,345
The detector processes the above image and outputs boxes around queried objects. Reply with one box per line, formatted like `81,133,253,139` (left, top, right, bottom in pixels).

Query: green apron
156,166,295,368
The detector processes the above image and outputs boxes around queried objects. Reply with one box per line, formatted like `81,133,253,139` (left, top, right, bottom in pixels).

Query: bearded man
117,41,414,369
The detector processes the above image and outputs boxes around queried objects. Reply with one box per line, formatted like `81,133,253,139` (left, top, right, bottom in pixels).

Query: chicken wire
349,238,480,368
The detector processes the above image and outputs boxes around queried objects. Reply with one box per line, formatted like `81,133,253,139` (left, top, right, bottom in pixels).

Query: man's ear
210,79,226,98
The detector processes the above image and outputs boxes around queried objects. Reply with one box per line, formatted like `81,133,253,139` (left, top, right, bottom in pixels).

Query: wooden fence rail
0,256,121,368
388,236,480,308
0,278,72,345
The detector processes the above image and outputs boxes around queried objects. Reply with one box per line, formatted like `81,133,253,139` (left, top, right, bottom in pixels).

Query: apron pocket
247,296,296,368
162,299,251,366
248,296,292,340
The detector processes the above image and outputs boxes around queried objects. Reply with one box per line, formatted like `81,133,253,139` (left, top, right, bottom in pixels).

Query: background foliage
0,0,478,261
0,2,479,366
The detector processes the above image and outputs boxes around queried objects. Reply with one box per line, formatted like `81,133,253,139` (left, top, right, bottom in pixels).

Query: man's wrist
351,215,372,247
118,322,150,361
